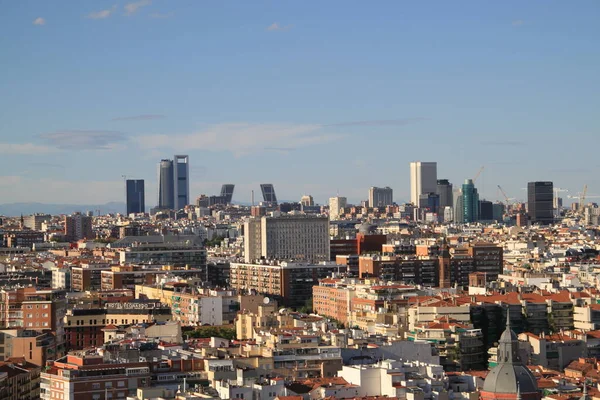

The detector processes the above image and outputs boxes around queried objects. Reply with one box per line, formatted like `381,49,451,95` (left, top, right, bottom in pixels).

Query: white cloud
39,130,127,150
124,0,152,16
0,143,56,155
87,5,117,19
267,22,293,32
134,123,341,157
33,17,45,26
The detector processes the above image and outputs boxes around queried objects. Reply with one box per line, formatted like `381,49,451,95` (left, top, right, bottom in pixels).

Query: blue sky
1,1,599,206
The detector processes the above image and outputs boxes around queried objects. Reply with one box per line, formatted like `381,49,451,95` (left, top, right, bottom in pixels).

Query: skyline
1,1,599,206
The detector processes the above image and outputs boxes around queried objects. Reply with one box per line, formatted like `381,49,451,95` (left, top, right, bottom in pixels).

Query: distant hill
0,202,126,216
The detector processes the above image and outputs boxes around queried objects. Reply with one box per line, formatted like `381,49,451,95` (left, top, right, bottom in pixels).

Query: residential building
230,261,342,306
329,197,347,220
244,214,330,263
527,181,554,225
3,230,44,248
118,242,207,270
369,187,393,208
23,214,51,231
71,263,111,292
0,358,40,400
40,353,152,400
410,161,437,205
300,195,314,207
126,179,145,215
64,213,94,242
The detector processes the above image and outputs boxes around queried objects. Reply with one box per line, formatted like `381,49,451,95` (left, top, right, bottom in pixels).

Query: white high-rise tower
410,161,437,205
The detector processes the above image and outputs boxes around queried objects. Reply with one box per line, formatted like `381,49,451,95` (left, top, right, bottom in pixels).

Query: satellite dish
263,297,270,304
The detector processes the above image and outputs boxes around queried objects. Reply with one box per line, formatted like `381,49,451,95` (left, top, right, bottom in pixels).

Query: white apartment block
244,213,330,263
329,196,347,220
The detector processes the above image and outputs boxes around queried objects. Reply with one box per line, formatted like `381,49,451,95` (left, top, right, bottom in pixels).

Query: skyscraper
174,155,190,209
462,179,479,223
300,195,314,207
436,179,453,212
260,184,278,205
453,189,464,223
410,162,437,205
126,179,145,215
329,196,347,220
158,159,174,210
528,181,554,225
220,184,235,204
368,186,393,207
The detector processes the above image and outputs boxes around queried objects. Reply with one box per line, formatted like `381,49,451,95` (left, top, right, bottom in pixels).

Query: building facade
126,179,145,215
410,161,437,205
461,179,479,223
158,159,175,210
64,213,93,242
368,187,393,208
528,181,554,225
329,196,347,220
174,154,190,209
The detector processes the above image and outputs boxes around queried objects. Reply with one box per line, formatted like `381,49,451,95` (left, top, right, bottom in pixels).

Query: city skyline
1,2,599,205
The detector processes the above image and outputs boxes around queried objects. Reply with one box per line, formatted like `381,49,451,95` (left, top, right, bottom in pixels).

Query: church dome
483,363,538,394
482,309,539,397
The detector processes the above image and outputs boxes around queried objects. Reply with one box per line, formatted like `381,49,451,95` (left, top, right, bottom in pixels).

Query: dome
482,308,539,396
483,363,538,394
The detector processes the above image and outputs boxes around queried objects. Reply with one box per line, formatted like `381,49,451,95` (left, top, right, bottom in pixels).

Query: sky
1,1,599,207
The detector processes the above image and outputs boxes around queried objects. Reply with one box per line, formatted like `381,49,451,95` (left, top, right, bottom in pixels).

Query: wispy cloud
0,176,21,186
264,147,297,155
135,123,339,157
512,20,524,26
87,5,117,19
124,0,152,16
112,114,166,121
40,130,127,150
0,143,56,155
326,118,429,127
30,162,65,169
481,140,525,147
33,17,45,26
267,22,293,32
149,11,174,19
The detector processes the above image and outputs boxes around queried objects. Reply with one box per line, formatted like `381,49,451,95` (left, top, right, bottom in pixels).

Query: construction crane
473,166,485,183
497,185,511,206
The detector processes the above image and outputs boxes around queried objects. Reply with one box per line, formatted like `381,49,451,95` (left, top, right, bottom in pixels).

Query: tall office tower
260,184,278,204
329,196,347,220
453,189,464,223
126,179,145,215
368,186,393,208
64,213,94,242
461,179,480,223
220,184,235,204
158,159,175,210
436,179,453,212
527,181,554,225
479,200,494,221
174,155,190,209
410,162,437,205
300,195,314,207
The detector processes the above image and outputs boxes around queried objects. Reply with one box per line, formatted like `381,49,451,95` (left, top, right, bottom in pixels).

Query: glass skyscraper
126,179,145,214
158,159,175,210
462,179,480,223
527,181,554,225
174,155,190,210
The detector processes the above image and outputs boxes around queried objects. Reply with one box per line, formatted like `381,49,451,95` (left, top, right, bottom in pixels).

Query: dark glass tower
158,159,174,209
260,184,278,204
528,181,553,225
220,184,235,204
462,179,480,223
174,155,189,209
126,179,145,214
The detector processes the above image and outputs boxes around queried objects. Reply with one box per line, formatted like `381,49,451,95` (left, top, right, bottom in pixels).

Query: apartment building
230,261,342,307
41,354,151,400
0,358,41,400
244,214,330,263
64,300,171,350
71,263,112,292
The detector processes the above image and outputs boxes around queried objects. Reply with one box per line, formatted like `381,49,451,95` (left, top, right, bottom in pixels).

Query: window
43,313,48,317
43,304,49,309
117,381,125,387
